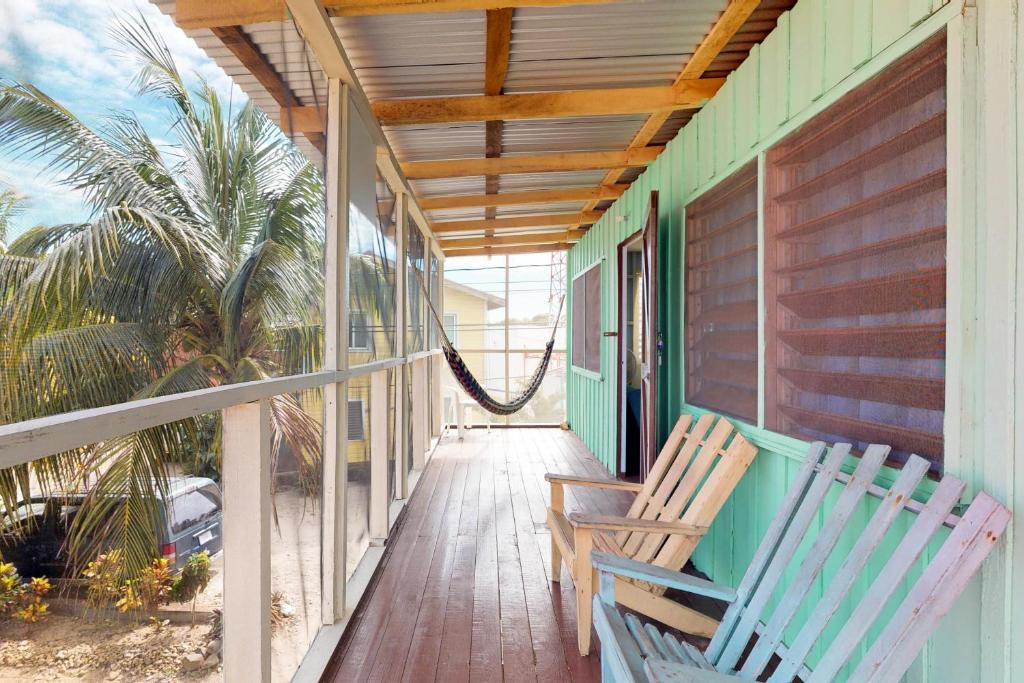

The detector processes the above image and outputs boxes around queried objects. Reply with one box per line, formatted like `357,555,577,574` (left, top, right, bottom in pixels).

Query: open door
639,192,659,479
616,192,659,480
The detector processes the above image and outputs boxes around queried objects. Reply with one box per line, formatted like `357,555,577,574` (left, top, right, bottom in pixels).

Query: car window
168,488,220,535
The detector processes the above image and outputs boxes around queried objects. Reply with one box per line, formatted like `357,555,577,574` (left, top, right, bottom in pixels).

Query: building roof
444,278,505,309
154,0,795,257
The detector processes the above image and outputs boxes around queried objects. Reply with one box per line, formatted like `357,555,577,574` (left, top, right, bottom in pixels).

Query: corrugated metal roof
332,13,485,99
506,0,725,91
151,0,797,241
385,123,484,161
502,116,647,155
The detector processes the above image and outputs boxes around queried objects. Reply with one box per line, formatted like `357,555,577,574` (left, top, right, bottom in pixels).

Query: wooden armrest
568,513,708,536
645,660,738,682
544,473,643,492
590,551,737,603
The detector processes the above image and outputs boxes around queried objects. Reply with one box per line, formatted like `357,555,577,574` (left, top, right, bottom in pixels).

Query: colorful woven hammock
417,272,563,415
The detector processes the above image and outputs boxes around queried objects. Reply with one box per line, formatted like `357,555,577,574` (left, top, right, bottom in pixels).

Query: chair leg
575,528,594,655
551,533,562,583
549,483,564,583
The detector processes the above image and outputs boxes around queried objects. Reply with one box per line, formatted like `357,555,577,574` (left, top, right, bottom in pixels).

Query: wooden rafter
402,148,664,179
419,185,627,210
282,82,724,130
580,0,760,222
176,0,619,28
442,243,572,257
483,8,513,221
439,230,586,250
432,212,602,233
485,8,513,97
211,25,325,153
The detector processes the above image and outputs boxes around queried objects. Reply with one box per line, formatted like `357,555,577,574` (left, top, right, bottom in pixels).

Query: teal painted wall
566,1,1024,681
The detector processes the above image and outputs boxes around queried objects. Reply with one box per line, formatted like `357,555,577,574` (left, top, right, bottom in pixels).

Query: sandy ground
0,477,370,682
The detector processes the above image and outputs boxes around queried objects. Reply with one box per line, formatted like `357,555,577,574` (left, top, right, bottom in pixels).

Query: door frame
615,228,644,477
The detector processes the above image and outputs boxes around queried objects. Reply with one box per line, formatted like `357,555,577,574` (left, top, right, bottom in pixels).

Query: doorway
617,192,659,479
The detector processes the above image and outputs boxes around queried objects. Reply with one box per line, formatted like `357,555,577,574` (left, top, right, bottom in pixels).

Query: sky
0,0,244,237
0,0,563,328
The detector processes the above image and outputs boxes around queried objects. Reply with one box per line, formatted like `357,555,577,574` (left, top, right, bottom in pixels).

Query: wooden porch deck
322,428,635,682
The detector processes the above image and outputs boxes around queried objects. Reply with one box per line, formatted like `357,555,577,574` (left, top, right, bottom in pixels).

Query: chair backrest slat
738,444,891,678
712,443,851,672
832,492,1007,683
853,492,1010,681
804,473,967,682
763,453,931,683
705,441,828,664
631,417,735,564
616,413,701,549
653,434,758,570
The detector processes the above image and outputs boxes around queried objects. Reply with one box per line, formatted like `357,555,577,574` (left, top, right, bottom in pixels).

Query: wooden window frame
684,161,759,423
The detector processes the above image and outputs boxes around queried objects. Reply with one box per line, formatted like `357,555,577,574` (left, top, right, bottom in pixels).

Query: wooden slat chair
546,413,758,655
590,442,1011,682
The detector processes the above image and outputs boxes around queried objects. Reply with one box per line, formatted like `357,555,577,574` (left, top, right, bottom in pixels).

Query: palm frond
66,420,197,581
0,83,173,214
8,322,164,421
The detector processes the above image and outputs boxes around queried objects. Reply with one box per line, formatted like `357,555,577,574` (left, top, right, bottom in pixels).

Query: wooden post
322,77,350,623
222,400,271,683
369,369,388,540
412,358,427,469
431,355,443,437
394,192,409,499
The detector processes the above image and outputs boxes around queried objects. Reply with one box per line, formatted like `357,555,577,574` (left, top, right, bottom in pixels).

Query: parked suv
0,476,223,577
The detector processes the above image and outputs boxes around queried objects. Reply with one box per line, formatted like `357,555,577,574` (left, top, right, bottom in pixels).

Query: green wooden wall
565,1,1024,680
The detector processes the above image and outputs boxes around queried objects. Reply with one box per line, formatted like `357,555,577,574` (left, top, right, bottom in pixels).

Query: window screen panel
764,34,946,470
583,264,601,373
572,274,586,368
685,161,758,422
571,263,601,373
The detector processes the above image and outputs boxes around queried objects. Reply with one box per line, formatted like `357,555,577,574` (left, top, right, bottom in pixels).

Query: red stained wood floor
322,428,634,682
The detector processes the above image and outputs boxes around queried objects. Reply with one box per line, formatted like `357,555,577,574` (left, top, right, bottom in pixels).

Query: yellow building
345,279,503,463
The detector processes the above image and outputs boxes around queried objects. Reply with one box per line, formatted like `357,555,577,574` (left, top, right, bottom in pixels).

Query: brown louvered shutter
685,161,758,423
764,34,947,471
571,272,586,368
583,264,601,373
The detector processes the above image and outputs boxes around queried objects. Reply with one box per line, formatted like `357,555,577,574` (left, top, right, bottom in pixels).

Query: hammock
416,272,563,416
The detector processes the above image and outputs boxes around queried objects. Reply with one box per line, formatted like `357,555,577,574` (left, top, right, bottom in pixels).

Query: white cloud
0,0,249,232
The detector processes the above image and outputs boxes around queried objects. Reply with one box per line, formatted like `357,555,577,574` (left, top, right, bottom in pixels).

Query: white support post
222,400,271,683
394,192,409,499
431,355,442,438
369,369,389,540
412,358,427,469
322,78,350,624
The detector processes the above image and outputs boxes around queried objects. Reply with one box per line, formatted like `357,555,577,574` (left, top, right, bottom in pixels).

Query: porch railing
0,348,445,682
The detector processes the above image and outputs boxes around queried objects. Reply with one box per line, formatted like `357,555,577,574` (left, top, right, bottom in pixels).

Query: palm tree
0,16,324,581
0,185,27,253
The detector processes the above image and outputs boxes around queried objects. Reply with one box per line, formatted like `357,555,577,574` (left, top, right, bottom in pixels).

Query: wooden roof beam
439,230,586,250
210,25,325,153
432,212,601,233
442,243,572,257
402,148,664,179
282,82,723,130
419,185,627,210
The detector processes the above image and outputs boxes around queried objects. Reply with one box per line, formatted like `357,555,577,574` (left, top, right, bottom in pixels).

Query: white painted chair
446,387,490,440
